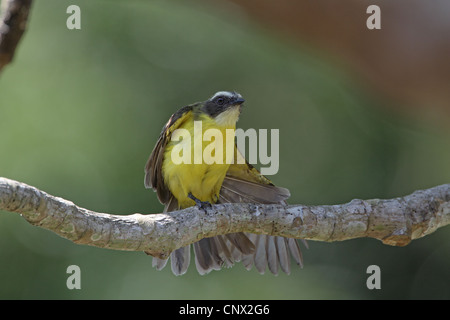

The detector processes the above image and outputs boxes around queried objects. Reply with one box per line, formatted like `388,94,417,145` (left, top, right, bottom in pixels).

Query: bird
144,91,306,275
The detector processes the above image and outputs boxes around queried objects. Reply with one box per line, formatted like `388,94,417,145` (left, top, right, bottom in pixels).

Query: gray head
201,91,245,118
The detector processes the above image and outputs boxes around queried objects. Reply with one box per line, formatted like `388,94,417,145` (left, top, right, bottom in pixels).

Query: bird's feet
188,193,212,213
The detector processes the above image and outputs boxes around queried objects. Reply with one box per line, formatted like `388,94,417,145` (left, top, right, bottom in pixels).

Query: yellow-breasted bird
144,91,306,275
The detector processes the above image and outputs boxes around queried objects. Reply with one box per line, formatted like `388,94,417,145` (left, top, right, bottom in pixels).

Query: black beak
231,97,245,105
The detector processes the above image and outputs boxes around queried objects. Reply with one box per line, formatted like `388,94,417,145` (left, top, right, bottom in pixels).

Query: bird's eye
216,97,225,105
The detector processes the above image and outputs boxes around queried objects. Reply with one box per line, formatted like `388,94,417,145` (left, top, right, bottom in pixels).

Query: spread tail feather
152,256,168,270
218,175,307,275
170,245,191,276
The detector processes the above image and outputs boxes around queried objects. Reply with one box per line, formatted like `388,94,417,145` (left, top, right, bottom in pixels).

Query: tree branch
0,177,449,258
0,0,33,73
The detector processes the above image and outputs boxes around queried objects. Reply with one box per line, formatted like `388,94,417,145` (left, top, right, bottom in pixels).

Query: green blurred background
1,0,450,299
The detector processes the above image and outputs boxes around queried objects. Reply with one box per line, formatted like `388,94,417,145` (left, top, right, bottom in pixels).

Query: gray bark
1,177,449,258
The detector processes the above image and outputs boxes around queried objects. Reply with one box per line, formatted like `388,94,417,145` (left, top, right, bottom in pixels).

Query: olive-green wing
145,105,195,274
220,145,290,204
144,104,194,206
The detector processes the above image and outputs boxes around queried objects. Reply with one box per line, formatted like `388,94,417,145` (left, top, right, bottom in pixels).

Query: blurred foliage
0,0,449,299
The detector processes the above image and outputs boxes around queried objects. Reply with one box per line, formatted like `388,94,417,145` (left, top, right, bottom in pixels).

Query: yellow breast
162,111,237,209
